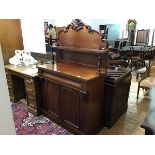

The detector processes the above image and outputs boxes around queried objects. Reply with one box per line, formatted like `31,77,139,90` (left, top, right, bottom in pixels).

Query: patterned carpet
11,101,71,135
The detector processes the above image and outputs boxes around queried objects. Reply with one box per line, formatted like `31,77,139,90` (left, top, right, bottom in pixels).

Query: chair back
136,29,150,46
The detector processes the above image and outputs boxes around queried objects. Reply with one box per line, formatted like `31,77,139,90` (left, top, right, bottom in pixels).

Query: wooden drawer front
6,78,12,85
7,81,13,92
41,72,82,90
9,91,14,98
6,74,12,80
5,70,13,85
27,94,36,109
25,86,35,95
5,69,10,75
10,96,15,102
25,78,34,85
25,78,35,95
8,85,12,90
8,88,13,94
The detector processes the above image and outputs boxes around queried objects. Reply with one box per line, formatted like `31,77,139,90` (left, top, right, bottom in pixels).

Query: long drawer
41,72,82,90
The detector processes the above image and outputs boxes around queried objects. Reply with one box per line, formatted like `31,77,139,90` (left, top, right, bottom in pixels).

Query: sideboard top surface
37,61,105,81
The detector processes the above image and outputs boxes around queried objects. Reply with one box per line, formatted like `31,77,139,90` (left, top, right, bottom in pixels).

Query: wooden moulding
42,72,82,90
53,19,109,75
56,19,108,50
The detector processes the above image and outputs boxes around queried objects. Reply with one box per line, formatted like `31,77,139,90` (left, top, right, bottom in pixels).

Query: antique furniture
37,19,108,134
128,19,137,45
103,67,131,128
120,46,154,69
137,60,155,98
5,65,40,115
135,29,150,46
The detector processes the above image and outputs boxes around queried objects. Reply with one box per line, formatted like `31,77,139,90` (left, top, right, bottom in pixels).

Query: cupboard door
60,86,80,129
41,79,60,119
0,19,24,65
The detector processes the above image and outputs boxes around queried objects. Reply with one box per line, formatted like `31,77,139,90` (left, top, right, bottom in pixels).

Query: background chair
137,59,155,98
135,29,150,46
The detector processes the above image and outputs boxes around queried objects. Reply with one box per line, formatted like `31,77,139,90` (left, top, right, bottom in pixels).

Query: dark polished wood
5,65,40,115
38,62,104,80
103,68,132,128
41,78,60,120
38,63,105,134
57,19,107,50
38,19,108,134
52,47,107,75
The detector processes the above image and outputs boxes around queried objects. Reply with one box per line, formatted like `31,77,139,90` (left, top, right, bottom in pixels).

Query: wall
20,19,155,54
81,19,123,47
0,44,16,135
21,19,46,54
44,19,72,27
107,24,121,40
44,19,56,26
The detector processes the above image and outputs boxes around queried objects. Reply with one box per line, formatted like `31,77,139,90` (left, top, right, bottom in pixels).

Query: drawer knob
80,91,88,99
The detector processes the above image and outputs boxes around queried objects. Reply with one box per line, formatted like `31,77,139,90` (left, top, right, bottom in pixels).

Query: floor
98,73,150,135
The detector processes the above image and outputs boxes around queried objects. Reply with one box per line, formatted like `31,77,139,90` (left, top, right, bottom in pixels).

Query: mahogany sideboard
37,19,109,134
5,65,40,115
37,61,105,134
4,20,132,134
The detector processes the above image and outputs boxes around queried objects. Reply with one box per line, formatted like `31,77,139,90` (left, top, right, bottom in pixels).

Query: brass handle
26,79,33,84
27,88,33,93
8,86,12,89
7,79,11,82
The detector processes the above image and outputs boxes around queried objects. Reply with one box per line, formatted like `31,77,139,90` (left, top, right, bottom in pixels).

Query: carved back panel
57,19,106,49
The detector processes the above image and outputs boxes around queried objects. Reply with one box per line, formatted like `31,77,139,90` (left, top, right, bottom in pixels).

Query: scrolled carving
64,19,94,33
57,19,109,50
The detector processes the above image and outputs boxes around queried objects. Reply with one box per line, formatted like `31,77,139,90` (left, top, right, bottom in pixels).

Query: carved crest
64,19,94,33
56,19,109,50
